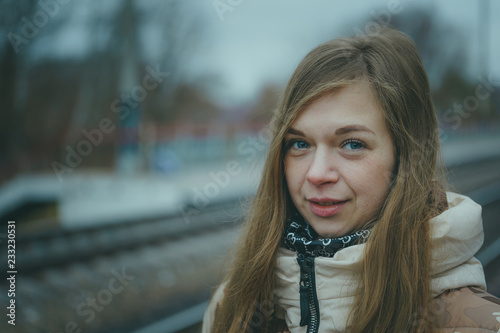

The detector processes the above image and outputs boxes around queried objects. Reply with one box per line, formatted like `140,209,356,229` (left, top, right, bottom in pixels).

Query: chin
311,224,350,239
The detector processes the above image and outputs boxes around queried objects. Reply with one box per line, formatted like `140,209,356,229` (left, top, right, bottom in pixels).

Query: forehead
289,82,387,133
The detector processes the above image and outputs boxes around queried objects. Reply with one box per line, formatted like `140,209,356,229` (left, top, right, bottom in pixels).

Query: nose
306,147,340,186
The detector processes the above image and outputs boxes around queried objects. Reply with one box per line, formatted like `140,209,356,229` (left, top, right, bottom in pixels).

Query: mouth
312,200,346,206
308,198,348,217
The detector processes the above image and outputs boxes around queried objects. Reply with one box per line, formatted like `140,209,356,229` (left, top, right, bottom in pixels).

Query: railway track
0,156,499,333
12,199,246,274
0,197,247,333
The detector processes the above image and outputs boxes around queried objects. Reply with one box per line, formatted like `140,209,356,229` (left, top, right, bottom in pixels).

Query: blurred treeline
388,8,499,132
0,0,224,182
0,1,498,184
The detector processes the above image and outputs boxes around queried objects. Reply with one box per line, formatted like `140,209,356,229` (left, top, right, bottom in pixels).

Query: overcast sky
28,0,500,106
184,0,500,105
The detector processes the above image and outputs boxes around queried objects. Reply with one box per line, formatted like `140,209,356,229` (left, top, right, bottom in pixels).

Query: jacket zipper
297,254,320,333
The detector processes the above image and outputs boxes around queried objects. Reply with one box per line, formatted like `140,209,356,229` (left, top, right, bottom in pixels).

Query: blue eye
286,139,309,150
343,140,364,150
294,141,309,149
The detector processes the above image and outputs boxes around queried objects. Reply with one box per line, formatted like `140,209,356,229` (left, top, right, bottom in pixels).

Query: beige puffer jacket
203,192,500,332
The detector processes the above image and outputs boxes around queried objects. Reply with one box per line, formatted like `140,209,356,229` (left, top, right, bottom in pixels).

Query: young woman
202,28,500,333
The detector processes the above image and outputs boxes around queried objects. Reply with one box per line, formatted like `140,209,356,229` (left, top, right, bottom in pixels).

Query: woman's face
284,82,395,238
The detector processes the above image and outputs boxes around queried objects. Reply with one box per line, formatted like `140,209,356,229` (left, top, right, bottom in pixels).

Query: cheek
373,159,395,188
350,158,394,201
284,157,295,188
284,156,304,195
360,144,396,191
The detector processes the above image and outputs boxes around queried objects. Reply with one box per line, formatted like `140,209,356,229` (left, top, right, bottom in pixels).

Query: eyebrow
286,125,375,136
286,128,306,136
335,125,375,136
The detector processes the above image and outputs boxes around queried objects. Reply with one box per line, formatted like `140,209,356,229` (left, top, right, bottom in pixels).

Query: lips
315,201,344,206
308,198,348,217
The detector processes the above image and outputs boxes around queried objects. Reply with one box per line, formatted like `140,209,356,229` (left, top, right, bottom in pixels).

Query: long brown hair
211,28,442,333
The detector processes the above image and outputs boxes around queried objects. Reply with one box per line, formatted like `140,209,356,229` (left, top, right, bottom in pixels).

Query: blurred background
0,0,499,332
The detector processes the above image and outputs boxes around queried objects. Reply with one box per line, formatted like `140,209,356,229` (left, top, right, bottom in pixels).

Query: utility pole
116,0,143,174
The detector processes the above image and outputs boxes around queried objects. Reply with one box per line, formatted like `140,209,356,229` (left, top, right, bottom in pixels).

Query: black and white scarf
283,216,371,257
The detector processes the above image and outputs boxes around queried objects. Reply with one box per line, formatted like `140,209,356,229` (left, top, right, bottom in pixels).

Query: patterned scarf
283,216,371,257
